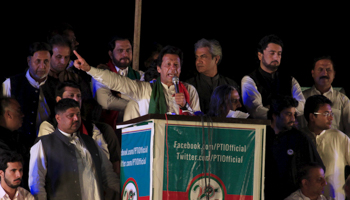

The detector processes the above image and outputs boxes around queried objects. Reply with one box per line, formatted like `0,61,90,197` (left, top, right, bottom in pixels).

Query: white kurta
87,67,201,117
314,129,350,200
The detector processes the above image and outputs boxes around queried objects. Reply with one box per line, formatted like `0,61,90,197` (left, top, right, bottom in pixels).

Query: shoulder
17,187,34,198
325,128,349,138
302,88,313,98
334,89,350,102
185,75,198,87
182,82,198,93
218,74,238,86
283,189,300,200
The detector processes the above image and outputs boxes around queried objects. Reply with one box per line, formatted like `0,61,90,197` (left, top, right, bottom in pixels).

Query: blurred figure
344,175,350,199
285,162,327,200
207,85,249,118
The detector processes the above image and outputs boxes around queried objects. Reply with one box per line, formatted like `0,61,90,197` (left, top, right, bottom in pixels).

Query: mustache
320,76,329,79
119,57,130,61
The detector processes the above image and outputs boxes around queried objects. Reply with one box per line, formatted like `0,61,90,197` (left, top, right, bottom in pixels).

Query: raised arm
73,50,91,72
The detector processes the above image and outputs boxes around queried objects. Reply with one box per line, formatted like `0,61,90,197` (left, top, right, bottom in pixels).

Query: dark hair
208,85,239,117
144,64,159,82
28,42,52,57
257,34,284,54
0,97,14,116
107,35,132,52
47,22,75,42
49,34,72,53
156,45,183,67
55,80,81,98
0,151,24,172
297,162,324,188
267,95,298,120
55,98,80,114
312,55,335,71
304,95,333,123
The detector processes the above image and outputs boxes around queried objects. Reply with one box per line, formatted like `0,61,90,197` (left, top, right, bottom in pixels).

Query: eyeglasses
313,112,334,117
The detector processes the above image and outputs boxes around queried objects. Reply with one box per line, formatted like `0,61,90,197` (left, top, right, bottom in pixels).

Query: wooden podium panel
118,114,270,200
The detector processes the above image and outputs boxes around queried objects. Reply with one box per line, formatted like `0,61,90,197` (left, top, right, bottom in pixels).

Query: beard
262,57,280,72
112,56,131,69
4,174,21,189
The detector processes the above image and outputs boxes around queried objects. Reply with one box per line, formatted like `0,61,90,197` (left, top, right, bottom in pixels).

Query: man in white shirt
0,151,34,200
285,162,327,200
302,95,350,200
302,56,350,136
29,99,119,200
73,45,201,117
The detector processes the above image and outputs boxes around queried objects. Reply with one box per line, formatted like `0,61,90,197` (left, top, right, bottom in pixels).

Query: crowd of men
0,22,349,200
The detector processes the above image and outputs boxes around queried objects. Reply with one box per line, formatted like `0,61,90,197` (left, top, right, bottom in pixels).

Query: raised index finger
73,50,83,60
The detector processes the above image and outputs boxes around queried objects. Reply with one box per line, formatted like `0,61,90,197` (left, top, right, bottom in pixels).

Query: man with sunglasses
302,95,350,200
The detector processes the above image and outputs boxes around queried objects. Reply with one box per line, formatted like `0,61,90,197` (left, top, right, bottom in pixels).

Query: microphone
172,76,179,93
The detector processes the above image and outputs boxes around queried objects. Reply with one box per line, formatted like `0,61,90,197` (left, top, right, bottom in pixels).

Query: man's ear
55,114,61,124
309,113,316,123
5,110,12,119
108,50,113,59
0,169,4,177
56,96,62,103
301,179,308,188
214,55,220,64
157,66,161,73
257,52,263,61
27,56,31,65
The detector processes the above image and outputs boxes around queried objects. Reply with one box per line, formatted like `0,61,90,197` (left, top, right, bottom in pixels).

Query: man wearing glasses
302,95,350,200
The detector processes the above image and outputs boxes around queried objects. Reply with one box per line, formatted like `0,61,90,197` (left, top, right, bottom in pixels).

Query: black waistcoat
10,72,58,147
248,68,292,107
40,129,104,200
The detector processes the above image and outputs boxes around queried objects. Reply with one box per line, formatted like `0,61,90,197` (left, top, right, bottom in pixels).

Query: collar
25,70,47,89
199,73,219,85
160,81,175,90
0,183,18,199
115,65,129,76
258,67,276,80
58,128,75,138
311,85,333,95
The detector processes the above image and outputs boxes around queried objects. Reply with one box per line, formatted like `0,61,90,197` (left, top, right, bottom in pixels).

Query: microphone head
172,76,179,84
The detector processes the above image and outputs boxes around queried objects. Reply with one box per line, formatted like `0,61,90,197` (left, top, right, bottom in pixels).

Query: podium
117,114,270,200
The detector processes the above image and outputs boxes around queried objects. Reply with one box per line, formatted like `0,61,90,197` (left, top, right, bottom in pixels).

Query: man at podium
73,46,201,118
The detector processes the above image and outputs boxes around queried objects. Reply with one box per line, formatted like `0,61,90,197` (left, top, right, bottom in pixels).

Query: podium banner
119,115,266,200
162,124,258,200
121,123,154,200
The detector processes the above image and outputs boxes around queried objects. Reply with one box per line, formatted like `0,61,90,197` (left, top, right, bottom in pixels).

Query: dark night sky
4,2,349,94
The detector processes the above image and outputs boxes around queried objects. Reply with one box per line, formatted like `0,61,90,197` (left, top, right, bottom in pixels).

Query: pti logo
187,174,225,200
122,178,139,200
